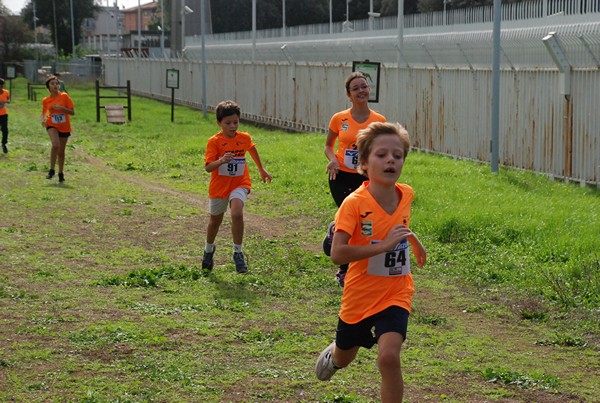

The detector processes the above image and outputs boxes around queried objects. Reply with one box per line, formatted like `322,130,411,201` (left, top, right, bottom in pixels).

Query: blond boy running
316,122,426,402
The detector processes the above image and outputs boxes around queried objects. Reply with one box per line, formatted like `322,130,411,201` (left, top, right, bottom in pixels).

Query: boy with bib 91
316,122,426,402
202,100,272,273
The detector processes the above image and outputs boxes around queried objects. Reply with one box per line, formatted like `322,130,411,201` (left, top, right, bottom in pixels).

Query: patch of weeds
29,315,76,325
483,367,560,390
125,161,136,170
118,209,133,216
10,289,39,300
541,259,600,309
26,382,48,391
128,301,206,316
2,226,18,233
234,328,286,344
463,304,493,313
118,196,151,205
119,196,139,204
80,391,101,403
212,298,250,312
535,335,587,347
97,264,207,288
25,162,39,172
82,218,98,224
319,391,361,402
415,313,447,327
134,362,194,384
437,218,469,243
34,269,54,278
0,358,12,367
520,310,548,322
69,323,166,346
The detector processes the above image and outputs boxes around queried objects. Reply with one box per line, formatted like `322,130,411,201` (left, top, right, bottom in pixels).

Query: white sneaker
315,341,339,381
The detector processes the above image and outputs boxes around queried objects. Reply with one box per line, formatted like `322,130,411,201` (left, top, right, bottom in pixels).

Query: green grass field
0,78,598,402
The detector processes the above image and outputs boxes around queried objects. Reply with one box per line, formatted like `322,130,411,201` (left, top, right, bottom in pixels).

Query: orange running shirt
42,92,74,133
335,182,415,324
328,109,386,174
0,89,10,115
205,131,256,199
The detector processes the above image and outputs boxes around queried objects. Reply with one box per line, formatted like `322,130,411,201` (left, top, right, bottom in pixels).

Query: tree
1,1,34,61
0,13,32,61
21,0,99,56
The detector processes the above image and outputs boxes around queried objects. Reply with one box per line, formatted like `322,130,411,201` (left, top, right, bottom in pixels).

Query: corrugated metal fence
101,19,600,185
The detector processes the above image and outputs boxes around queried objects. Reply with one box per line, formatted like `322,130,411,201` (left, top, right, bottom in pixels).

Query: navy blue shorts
47,127,71,138
335,305,409,350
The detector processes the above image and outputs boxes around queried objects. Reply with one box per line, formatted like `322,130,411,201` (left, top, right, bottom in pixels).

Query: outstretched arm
408,233,426,268
248,146,272,183
324,129,340,180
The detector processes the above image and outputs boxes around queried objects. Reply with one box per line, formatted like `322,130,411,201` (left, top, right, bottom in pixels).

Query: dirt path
72,148,594,402
74,148,323,253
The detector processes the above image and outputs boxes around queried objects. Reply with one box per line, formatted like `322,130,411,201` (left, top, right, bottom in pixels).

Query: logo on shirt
361,220,373,236
342,123,349,131
360,211,373,218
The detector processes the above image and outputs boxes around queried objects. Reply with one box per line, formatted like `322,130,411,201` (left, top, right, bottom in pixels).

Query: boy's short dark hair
45,75,58,89
216,100,241,122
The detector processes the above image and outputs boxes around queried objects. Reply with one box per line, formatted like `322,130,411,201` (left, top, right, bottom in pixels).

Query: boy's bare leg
377,332,404,402
206,213,224,244
230,198,244,245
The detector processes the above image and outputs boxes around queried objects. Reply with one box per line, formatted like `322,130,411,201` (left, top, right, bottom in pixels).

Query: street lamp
110,6,122,93
342,0,353,32
33,1,39,61
160,0,165,56
138,0,141,56
181,1,194,54
70,0,75,55
368,0,380,30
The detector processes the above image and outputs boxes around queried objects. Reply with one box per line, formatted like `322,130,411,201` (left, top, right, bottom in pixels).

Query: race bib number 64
367,239,410,277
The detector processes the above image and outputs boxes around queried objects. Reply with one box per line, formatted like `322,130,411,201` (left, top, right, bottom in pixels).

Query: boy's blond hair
356,122,410,176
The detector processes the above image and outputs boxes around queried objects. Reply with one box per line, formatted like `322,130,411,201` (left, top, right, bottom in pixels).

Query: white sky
4,0,143,15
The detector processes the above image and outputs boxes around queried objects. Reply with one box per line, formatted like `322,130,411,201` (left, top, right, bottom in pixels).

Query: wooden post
96,80,101,122
127,80,132,121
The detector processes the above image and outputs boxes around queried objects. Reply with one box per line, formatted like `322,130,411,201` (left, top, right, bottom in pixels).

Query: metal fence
100,7,600,185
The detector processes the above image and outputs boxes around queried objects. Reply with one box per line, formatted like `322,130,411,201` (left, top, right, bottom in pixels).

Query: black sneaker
2,144,7,154
202,248,215,270
58,173,65,183
322,221,335,256
233,252,248,274
46,169,55,179
335,268,346,288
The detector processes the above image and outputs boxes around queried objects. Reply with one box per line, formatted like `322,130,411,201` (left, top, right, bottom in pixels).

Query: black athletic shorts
335,305,409,350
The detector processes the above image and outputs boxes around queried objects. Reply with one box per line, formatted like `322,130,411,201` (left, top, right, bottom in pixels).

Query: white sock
205,243,215,253
233,244,243,253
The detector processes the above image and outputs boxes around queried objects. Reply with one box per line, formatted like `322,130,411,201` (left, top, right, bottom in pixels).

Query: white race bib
367,239,410,277
218,158,246,177
51,113,66,124
344,149,359,169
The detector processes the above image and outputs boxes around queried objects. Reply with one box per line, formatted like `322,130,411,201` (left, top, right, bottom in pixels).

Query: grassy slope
0,79,598,402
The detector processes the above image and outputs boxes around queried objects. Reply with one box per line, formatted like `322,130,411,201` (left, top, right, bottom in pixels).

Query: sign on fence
352,60,381,103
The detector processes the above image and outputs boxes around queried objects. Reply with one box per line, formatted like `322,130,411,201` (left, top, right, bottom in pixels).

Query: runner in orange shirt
41,75,75,183
323,71,386,286
0,78,11,154
316,122,426,403
202,100,272,273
